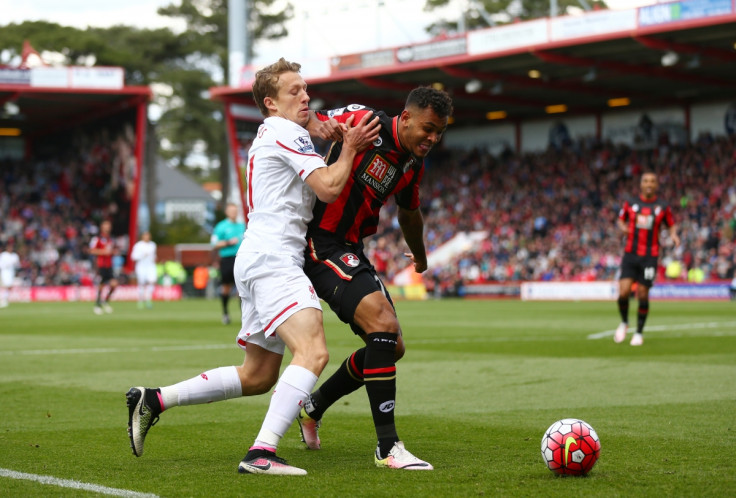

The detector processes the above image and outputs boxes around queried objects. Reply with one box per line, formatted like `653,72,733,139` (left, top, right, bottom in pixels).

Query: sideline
0,468,159,498
587,321,736,340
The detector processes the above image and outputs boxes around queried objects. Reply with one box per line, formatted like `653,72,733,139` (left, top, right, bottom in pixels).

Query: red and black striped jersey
308,105,423,245
89,235,114,268
618,195,675,257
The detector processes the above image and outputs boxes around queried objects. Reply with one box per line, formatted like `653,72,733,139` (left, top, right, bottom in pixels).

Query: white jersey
131,240,157,268
0,250,20,287
131,240,157,284
239,116,326,264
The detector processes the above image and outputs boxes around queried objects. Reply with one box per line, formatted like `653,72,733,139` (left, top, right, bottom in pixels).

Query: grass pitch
1,298,735,497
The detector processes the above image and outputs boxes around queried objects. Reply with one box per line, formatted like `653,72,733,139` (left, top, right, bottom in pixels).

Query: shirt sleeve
395,163,424,210
664,205,675,227
315,105,375,125
274,119,327,181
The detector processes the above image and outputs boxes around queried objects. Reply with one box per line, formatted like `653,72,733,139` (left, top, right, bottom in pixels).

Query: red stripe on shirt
276,140,322,157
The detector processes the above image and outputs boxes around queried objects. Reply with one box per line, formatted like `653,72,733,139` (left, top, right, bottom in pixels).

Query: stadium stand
368,134,736,293
0,122,137,286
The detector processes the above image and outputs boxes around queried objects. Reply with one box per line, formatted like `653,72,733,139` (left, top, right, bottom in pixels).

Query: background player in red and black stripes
89,219,119,315
297,87,452,470
614,172,680,346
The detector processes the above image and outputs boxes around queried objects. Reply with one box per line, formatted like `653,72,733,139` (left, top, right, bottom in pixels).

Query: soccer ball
541,418,600,476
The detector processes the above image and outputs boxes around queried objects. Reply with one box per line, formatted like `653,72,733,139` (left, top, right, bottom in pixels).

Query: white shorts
136,265,157,285
1,270,14,287
234,252,321,355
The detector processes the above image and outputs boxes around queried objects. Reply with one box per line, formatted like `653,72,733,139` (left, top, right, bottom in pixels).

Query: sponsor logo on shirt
359,154,397,197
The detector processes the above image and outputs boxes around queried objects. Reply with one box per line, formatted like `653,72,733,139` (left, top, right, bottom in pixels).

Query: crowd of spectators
0,122,137,286
367,133,736,294
3,123,735,294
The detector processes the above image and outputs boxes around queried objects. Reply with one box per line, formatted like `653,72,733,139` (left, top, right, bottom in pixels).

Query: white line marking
587,321,736,340
0,468,159,497
0,343,233,356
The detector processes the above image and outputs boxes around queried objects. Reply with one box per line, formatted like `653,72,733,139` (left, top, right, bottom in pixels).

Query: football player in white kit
0,241,21,308
130,231,157,309
126,58,380,475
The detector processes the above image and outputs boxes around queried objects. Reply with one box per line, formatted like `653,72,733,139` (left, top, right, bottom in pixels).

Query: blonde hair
252,58,302,117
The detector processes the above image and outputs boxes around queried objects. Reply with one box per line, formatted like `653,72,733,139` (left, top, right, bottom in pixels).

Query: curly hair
405,86,453,118
252,58,302,118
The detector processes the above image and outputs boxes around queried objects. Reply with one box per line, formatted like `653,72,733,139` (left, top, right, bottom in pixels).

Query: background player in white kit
0,241,21,308
126,58,380,475
130,231,157,309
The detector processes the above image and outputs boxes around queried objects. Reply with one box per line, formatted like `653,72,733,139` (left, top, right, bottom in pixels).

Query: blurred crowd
367,133,736,294
0,123,137,286
2,127,735,292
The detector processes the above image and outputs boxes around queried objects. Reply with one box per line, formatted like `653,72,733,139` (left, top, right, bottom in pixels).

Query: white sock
145,283,154,302
159,366,241,410
253,365,318,451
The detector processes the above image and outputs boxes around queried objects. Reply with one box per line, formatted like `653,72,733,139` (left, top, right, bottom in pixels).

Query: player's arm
88,239,112,256
616,203,630,234
210,229,231,249
668,223,681,248
397,206,428,273
305,112,380,203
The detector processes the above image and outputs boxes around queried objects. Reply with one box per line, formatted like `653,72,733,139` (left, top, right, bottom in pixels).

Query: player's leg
0,278,9,308
103,275,117,313
353,292,431,469
136,271,145,308
126,344,283,457
239,308,327,476
219,256,235,324
631,282,651,346
615,254,637,343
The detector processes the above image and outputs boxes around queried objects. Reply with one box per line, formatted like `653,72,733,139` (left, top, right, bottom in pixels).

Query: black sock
364,332,399,458
617,296,629,324
308,348,366,421
96,288,103,306
221,294,229,314
637,299,649,334
105,287,115,302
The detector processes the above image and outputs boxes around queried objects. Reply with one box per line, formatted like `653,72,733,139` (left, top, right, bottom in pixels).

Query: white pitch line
0,468,158,498
0,343,233,356
587,321,736,340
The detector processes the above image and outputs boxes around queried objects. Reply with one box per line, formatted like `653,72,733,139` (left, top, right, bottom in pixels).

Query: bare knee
294,346,329,377
236,365,278,396
355,301,400,334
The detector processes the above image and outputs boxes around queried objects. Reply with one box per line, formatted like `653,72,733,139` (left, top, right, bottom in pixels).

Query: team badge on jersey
294,135,314,154
340,253,360,268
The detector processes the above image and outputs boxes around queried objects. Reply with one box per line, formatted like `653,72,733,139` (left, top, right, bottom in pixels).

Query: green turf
1,298,735,497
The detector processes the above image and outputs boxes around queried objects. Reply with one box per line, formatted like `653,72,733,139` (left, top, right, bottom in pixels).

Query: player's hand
343,112,381,153
404,252,427,273
309,116,344,142
671,233,681,248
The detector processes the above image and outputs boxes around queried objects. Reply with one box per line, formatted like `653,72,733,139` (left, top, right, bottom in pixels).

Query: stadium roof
0,67,151,138
211,5,736,126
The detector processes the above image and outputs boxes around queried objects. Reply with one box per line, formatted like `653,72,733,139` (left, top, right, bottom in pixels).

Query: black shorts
219,256,236,285
619,253,658,287
98,267,115,284
304,238,394,335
